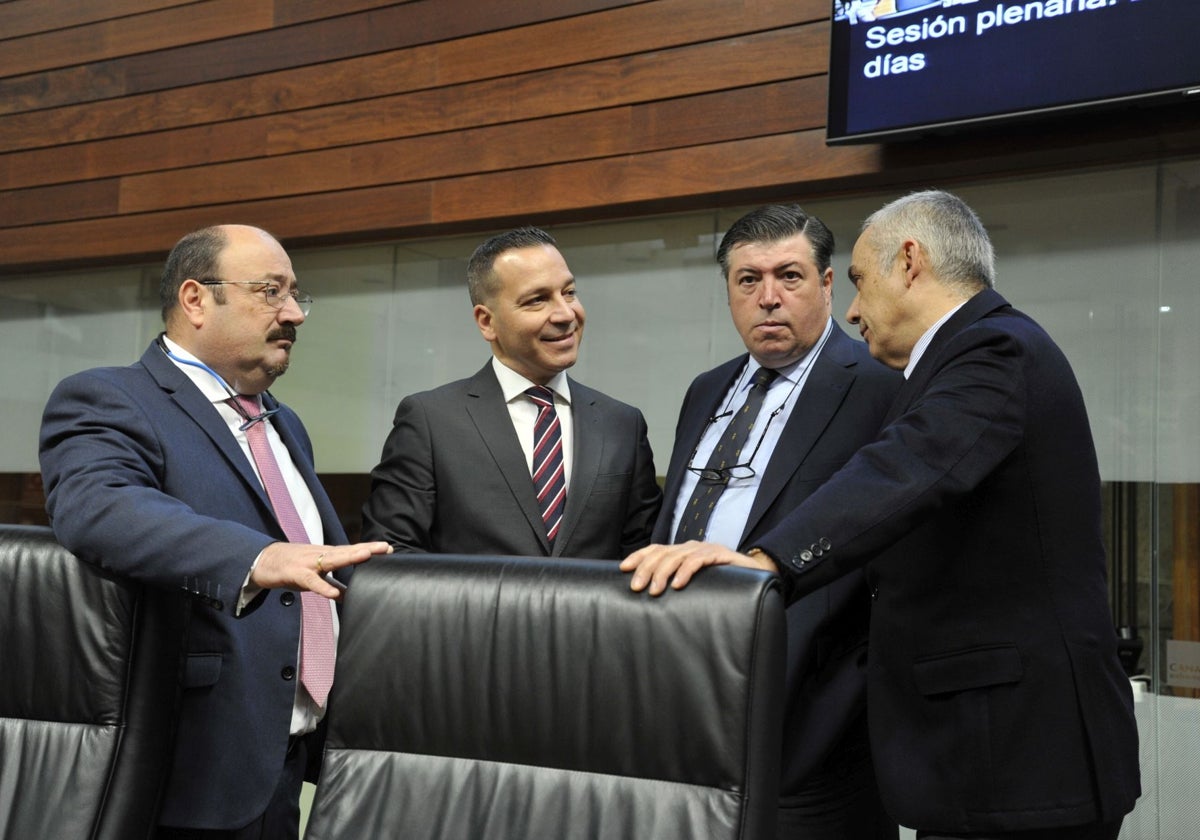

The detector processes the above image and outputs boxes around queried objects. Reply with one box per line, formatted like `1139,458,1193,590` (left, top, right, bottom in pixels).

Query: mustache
267,325,297,343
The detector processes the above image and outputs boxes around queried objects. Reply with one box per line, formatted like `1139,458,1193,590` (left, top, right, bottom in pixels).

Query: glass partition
4,158,1199,837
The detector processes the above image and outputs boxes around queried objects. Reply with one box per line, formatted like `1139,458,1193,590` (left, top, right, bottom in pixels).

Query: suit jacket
654,323,901,798
38,341,349,831
361,361,662,559
757,289,1141,832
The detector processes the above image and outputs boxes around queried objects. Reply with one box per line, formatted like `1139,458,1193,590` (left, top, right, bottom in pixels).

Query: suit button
280,592,296,606
799,550,813,564
281,666,296,681
810,544,824,557
819,538,832,550
870,587,879,600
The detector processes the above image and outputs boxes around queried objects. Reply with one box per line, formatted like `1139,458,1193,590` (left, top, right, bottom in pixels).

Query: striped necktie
525,385,567,547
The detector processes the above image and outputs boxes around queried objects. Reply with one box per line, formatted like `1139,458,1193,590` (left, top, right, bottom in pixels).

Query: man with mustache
40,224,392,839
362,226,662,560
644,204,902,839
624,191,1140,839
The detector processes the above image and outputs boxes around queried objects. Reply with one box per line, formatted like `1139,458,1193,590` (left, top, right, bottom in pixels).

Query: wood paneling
1172,484,1200,698
0,0,811,152
0,1,276,79
0,0,648,118
0,0,1197,275
5,26,824,224
0,0,195,41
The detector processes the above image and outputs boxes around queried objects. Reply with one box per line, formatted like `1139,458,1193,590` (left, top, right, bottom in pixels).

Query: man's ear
900,240,923,288
178,279,207,328
473,303,495,342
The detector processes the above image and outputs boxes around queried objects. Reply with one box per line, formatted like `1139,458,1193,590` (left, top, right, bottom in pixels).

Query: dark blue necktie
674,367,777,543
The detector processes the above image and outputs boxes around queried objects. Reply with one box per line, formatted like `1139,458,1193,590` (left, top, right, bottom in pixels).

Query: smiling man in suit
362,226,661,559
651,204,902,839
39,224,392,839
624,191,1140,839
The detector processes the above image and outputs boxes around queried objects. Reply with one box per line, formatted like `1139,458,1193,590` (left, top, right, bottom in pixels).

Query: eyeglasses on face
197,278,313,317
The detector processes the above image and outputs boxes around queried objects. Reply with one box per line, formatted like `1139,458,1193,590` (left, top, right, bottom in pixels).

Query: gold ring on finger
316,553,326,574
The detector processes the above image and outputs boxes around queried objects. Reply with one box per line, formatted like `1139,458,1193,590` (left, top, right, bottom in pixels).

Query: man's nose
758,277,782,309
279,294,306,324
549,294,576,321
846,293,861,324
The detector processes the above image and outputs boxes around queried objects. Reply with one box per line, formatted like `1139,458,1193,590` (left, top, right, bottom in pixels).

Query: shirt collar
742,316,833,390
161,335,244,406
491,356,572,405
904,302,966,379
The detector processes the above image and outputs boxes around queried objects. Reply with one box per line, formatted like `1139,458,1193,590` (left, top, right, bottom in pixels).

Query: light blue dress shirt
669,318,834,548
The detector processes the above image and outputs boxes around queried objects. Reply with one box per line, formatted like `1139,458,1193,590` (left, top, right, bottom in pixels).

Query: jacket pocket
590,471,631,495
183,652,223,688
912,644,1023,696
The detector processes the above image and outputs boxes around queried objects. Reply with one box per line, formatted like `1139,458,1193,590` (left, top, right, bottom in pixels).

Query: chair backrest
307,554,785,840
0,524,183,840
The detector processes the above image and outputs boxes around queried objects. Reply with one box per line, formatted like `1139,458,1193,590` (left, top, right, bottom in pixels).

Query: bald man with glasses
40,224,391,840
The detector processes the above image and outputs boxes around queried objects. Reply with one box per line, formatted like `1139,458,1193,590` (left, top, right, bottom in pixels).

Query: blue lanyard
157,337,280,431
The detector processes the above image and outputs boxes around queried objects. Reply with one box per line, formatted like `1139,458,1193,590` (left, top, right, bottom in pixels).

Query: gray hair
863,190,995,292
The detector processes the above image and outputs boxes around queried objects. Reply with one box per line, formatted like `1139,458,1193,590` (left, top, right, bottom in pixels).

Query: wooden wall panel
0,0,645,119
0,1,276,78
6,27,822,224
113,78,826,216
0,0,194,41
0,0,1197,275
0,0,810,154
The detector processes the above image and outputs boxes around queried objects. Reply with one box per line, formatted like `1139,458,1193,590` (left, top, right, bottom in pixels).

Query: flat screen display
827,0,1200,145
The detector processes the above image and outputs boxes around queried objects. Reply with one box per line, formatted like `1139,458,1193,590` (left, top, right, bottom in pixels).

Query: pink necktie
232,395,335,708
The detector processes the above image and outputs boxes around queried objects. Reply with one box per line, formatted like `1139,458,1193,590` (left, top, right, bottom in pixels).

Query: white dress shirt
161,335,331,733
904,301,966,379
491,357,574,488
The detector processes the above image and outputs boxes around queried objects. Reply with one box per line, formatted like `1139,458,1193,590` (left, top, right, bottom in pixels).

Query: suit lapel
741,328,856,545
141,343,272,514
464,363,549,551
654,357,743,543
265,395,347,544
556,379,599,556
884,288,1011,423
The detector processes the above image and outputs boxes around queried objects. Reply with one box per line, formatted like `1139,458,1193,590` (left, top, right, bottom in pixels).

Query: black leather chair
306,554,785,840
0,524,183,840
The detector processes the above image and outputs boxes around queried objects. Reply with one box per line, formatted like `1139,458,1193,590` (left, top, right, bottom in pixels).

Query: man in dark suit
362,226,661,558
624,190,1140,839
653,204,901,839
39,224,392,840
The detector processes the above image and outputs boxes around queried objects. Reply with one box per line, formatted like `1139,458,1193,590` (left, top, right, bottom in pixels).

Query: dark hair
159,226,228,320
716,204,835,278
466,227,557,305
